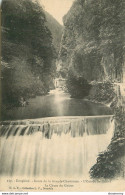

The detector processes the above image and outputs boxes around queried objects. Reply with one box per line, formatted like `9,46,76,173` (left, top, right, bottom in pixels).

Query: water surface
1,89,113,121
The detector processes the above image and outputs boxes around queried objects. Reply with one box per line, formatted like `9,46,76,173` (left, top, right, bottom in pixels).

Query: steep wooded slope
1,0,57,107
59,0,125,82
45,11,63,52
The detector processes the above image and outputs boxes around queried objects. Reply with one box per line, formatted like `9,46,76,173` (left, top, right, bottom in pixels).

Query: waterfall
0,116,114,178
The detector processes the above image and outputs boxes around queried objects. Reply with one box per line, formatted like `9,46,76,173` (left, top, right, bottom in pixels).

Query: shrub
66,71,91,98
89,81,115,103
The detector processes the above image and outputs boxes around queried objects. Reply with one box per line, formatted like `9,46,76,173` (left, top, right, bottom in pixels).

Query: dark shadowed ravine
2,89,113,121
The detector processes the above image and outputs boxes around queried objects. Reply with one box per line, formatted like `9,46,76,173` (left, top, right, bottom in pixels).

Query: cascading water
0,116,114,178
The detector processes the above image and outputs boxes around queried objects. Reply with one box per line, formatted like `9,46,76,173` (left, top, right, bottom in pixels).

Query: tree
1,0,56,106
66,70,91,98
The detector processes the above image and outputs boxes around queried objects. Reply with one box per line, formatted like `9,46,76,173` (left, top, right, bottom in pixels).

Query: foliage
66,70,91,98
70,45,103,81
88,82,125,179
1,0,56,107
99,0,125,81
45,11,63,52
88,81,115,103
59,0,125,82
90,106,125,179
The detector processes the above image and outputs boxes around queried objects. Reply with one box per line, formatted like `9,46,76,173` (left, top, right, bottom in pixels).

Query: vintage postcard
0,0,125,192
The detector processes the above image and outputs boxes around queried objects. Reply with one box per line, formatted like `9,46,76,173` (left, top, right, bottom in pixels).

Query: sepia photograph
0,0,125,192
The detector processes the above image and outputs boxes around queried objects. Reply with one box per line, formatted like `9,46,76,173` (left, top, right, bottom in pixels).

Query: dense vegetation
1,0,58,108
90,106,125,179
45,11,63,53
66,70,91,98
59,0,125,83
88,81,116,104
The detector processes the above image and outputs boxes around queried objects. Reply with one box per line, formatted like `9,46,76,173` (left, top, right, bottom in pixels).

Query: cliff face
59,0,125,82
45,11,63,53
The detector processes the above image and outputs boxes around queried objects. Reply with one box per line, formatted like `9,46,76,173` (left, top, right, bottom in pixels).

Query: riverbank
1,84,54,110
1,89,112,121
86,81,115,105
89,83,125,180
84,98,112,108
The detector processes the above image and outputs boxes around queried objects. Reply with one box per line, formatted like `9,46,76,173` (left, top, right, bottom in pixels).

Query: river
0,89,114,178
1,89,112,121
